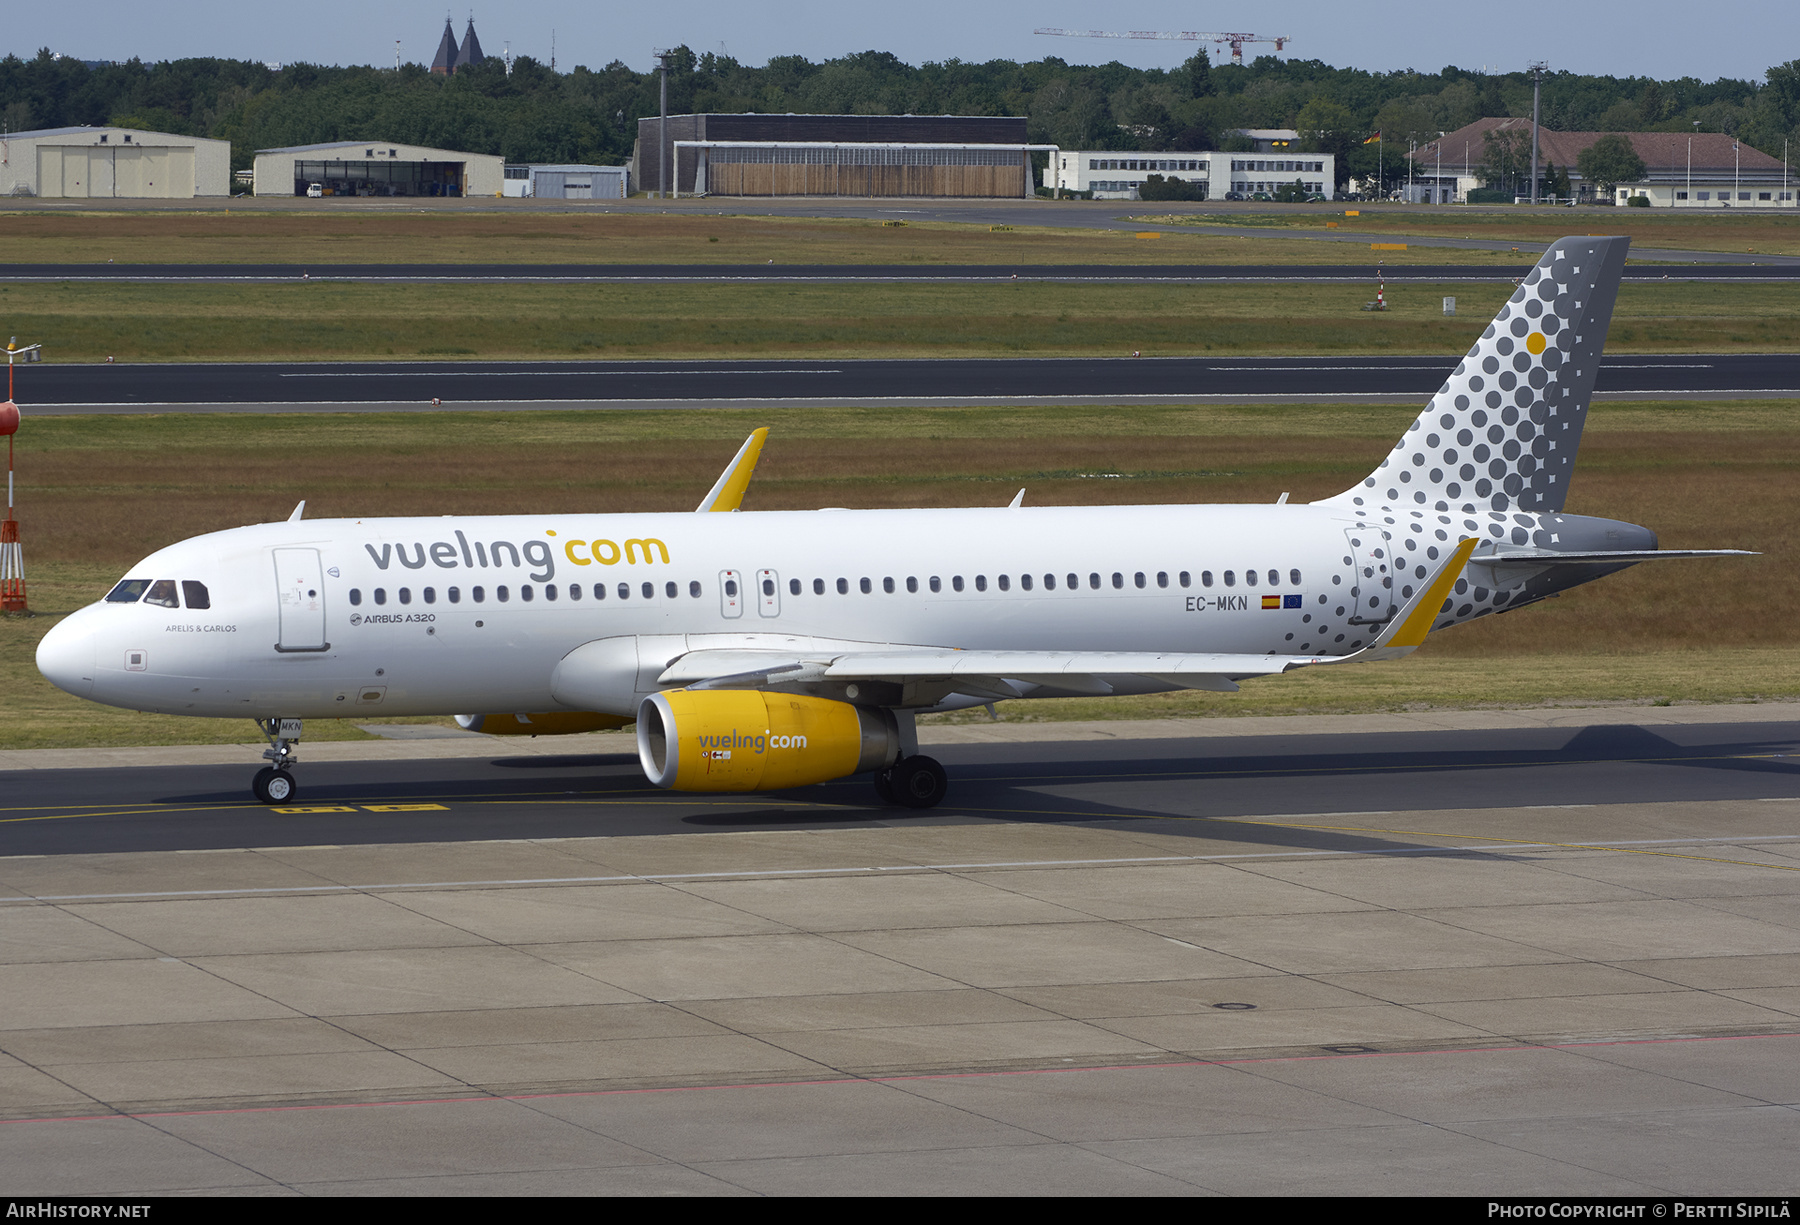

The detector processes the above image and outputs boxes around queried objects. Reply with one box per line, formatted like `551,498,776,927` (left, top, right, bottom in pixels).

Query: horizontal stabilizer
1476,548,1756,565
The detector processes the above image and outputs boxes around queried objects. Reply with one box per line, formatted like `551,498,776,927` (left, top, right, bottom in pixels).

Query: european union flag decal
1283,594,1303,609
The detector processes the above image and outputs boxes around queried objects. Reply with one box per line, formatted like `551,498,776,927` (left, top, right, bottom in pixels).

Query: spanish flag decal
1261,595,1282,610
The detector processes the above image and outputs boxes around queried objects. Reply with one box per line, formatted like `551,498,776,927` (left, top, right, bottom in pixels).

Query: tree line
2,45,1795,189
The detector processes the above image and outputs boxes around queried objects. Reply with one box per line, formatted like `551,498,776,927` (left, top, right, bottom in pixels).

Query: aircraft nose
36,613,96,699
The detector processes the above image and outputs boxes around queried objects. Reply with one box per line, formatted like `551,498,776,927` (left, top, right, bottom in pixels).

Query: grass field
3,401,1793,750
4,207,1790,267
1138,207,1800,257
3,278,1793,362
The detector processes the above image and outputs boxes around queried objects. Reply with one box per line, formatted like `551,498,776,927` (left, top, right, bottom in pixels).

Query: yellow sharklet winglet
695,428,769,513
1379,537,1480,650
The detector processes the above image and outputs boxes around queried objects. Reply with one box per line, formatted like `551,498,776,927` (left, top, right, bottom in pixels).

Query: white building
502,164,629,199
1045,150,1333,201
254,141,505,199
0,126,230,199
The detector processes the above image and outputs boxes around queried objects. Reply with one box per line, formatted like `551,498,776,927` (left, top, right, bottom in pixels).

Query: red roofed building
1411,117,1794,208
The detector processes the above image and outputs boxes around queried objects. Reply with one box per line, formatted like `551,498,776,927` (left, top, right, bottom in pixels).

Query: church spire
455,17,485,71
429,17,457,74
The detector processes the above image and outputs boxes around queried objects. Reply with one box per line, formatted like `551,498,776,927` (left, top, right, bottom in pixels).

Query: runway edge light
2,335,41,614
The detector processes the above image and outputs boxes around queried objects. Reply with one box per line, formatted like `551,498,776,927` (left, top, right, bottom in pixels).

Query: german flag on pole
1362,131,1382,144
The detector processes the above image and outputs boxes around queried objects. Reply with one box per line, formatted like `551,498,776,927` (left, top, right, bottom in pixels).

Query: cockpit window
143,580,180,608
181,581,211,610
105,579,151,603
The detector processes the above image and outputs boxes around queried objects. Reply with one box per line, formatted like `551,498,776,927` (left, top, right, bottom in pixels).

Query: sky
4,1,1792,85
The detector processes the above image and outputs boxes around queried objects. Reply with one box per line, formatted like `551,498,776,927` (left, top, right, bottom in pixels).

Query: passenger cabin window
105,579,151,604
349,588,364,606
790,578,802,596
143,580,180,608
814,578,826,594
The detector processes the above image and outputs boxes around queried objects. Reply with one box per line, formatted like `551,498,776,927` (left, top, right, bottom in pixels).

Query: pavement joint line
7,1030,1798,1128
7,834,1798,905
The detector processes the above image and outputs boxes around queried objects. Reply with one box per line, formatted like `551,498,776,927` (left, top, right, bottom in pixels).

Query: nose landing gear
252,717,302,804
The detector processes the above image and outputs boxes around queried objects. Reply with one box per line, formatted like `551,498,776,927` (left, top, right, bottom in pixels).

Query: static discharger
1,336,40,613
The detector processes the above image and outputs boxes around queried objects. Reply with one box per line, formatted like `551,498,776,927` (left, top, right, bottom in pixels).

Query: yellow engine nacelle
455,712,634,736
637,689,900,792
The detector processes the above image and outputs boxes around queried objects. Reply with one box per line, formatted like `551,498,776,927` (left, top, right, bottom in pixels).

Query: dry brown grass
1,279,1790,362
1143,206,1800,256
0,207,1717,267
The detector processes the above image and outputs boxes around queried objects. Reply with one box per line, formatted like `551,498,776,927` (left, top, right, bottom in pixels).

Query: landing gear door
273,548,329,652
756,568,781,618
1345,528,1394,624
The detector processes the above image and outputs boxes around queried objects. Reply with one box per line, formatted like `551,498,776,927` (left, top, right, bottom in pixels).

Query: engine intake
637,689,900,791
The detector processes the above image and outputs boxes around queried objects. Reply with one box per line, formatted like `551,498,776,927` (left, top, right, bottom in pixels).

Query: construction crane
1034,28,1290,65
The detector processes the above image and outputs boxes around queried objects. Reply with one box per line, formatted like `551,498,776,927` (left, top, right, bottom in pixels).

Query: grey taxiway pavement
3,704,1797,1194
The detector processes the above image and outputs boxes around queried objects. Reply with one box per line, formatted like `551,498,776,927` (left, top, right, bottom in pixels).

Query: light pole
653,49,672,199
1529,61,1547,204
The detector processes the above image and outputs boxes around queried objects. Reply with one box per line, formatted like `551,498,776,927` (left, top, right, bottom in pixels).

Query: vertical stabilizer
1318,236,1629,516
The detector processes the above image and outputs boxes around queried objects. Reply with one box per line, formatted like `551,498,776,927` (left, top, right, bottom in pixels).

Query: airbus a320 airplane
38,236,1748,808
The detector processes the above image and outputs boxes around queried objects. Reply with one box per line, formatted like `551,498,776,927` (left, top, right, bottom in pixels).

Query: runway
2,706,1798,1194
20,353,1800,413
8,261,1800,283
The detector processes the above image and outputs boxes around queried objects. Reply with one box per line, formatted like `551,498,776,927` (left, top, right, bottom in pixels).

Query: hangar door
36,146,191,198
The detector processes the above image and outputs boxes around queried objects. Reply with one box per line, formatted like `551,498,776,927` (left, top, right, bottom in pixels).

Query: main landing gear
252,717,301,804
874,755,948,809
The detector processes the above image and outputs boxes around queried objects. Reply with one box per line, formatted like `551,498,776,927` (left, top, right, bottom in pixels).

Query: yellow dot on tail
1526,332,1547,355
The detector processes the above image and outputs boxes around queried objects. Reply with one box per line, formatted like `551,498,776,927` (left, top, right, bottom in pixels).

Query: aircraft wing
659,646,1318,698
656,539,1482,701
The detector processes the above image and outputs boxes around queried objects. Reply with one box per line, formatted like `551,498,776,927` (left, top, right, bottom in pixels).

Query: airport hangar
633,113,1049,198
0,126,230,198
252,140,506,198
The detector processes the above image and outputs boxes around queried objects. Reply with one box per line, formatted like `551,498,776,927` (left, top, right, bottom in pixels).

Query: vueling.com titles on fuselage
362,529,670,585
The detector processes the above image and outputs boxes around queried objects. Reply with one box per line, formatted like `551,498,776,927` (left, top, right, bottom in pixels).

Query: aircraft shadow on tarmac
59,720,1788,859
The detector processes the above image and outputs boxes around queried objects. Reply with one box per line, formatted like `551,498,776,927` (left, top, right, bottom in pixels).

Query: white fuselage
42,502,1407,721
